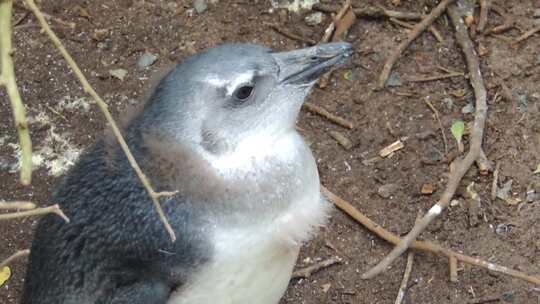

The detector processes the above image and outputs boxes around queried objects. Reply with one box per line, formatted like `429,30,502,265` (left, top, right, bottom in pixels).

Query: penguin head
139,42,352,157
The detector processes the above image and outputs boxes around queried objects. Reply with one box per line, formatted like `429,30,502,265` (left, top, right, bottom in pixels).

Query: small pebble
137,52,158,70
461,103,474,114
109,69,128,81
378,184,399,199
305,12,323,26
193,0,207,14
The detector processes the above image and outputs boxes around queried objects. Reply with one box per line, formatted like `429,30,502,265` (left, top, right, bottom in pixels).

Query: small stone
305,12,323,26
109,69,128,81
421,183,434,195
378,184,399,199
329,131,353,150
385,73,402,87
517,94,528,112
461,103,474,114
443,97,454,109
450,199,460,207
137,52,158,70
322,283,331,293
193,0,207,14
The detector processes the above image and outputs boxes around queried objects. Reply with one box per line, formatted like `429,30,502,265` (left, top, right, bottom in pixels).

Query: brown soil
1,1,539,303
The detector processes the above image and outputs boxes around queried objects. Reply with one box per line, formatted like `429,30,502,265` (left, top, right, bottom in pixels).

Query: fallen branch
0,201,36,210
477,0,490,33
269,24,316,45
303,102,354,129
321,186,540,285
0,204,69,222
512,25,540,45
407,72,464,83
291,256,342,279
423,97,449,154
394,251,415,304
378,0,456,88
362,2,489,279
389,17,444,43
0,0,33,185
317,0,355,88
0,249,30,269
24,0,177,241
313,3,422,21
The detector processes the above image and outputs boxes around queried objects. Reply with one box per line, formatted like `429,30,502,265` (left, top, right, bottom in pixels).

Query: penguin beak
272,42,353,85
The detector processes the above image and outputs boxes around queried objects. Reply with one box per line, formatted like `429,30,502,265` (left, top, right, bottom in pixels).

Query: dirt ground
1,0,539,303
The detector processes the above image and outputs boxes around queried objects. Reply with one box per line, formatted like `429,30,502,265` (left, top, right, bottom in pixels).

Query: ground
1,0,539,303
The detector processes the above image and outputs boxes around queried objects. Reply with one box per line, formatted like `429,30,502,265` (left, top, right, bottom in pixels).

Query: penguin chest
167,193,329,304
167,230,300,304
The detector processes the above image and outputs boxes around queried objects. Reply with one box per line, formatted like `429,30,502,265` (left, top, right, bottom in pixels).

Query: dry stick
477,0,490,33
490,162,500,200
361,3,489,280
321,186,540,285
269,24,316,45
485,5,514,35
378,0,456,89
0,0,32,185
394,212,421,304
0,204,69,222
0,201,36,210
389,18,444,43
291,256,342,279
0,249,30,269
423,98,449,155
394,251,415,304
303,102,354,129
313,3,422,21
449,254,458,282
512,25,540,45
317,0,353,88
24,0,178,242
407,72,464,82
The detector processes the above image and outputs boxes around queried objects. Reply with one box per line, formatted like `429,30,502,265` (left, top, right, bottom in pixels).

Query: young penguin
22,42,352,304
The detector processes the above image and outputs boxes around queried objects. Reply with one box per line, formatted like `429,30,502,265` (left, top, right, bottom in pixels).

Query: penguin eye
233,85,254,101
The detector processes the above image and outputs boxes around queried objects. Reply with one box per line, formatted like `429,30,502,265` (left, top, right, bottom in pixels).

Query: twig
378,0,456,88
291,256,342,279
313,3,422,21
0,0,33,185
13,2,75,29
321,186,540,285
485,5,514,35
0,249,30,269
491,162,500,200
0,201,36,210
389,18,444,43
468,295,501,304
407,72,464,82
24,0,177,242
269,24,316,45
319,0,351,44
303,102,354,129
394,212,421,304
476,149,492,175
449,254,458,282
477,0,490,33
0,204,69,222
423,98,449,160
318,0,354,88
512,25,540,45
394,251,415,304
362,2,489,279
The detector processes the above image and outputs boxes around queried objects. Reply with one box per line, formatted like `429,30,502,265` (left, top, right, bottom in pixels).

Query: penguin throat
202,131,299,173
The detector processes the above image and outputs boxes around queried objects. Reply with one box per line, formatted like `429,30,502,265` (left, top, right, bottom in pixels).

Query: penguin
22,42,352,304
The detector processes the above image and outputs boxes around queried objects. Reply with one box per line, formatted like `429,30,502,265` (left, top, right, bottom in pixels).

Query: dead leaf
0,266,11,287
464,15,474,27
332,7,356,41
